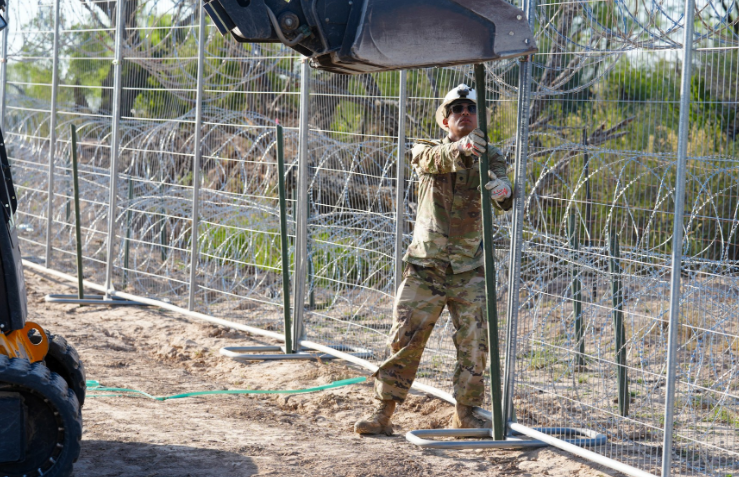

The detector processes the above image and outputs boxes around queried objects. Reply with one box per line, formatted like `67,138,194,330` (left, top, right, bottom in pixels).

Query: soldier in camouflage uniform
355,84,513,436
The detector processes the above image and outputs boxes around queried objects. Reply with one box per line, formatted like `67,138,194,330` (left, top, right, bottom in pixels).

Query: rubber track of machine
44,330,87,408
0,355,82,477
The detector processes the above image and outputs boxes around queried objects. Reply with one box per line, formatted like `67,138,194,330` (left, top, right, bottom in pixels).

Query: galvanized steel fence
2,0,737,476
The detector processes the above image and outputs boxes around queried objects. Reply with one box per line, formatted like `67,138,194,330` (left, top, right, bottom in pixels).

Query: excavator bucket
203,0,537,74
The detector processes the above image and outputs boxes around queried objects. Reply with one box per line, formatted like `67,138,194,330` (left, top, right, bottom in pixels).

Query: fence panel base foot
220,344,373,362
406,426,606,450
44,294,151,306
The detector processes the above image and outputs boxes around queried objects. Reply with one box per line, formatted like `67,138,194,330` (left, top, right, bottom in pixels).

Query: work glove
485,170,512,201
456,129,486,157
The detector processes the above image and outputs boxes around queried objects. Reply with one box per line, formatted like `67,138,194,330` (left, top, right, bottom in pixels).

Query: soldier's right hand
456,129,486,157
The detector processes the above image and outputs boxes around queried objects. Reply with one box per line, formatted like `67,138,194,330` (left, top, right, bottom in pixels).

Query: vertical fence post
292,57,310,352
474,64,504,441
276,124,292,353
582,131,596,302
122,177,132,289
662,0,695,473
393,70,407,292
187,1,206,311
70,125,83,300
159,206,167,261
569,211,584,367
609,230,628,417
502,0,536,431
44,0,61,268
103,0,126,297
0,0,9,131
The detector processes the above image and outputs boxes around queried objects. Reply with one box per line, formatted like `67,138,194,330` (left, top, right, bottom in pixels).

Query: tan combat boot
354,400,396,436
449,403,491,429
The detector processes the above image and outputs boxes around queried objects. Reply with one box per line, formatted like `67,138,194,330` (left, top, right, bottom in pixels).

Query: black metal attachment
0,128,27,334
202,0,537,74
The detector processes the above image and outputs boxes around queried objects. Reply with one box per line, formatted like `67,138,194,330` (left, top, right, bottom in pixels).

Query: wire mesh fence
510,0,738,474
2,0,737,476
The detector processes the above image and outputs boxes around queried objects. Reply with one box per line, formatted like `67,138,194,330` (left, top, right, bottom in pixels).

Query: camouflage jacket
403,137,513,274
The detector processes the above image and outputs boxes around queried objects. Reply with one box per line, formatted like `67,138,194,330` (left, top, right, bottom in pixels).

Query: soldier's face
443,101,478,139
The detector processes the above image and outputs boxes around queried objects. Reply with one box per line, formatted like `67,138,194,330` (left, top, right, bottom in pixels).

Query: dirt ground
24,268,626,477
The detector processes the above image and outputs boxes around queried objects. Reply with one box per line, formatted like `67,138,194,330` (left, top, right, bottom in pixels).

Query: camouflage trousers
374,263,488,406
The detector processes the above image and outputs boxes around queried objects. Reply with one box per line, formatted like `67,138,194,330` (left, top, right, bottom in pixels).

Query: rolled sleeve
411,141,467,174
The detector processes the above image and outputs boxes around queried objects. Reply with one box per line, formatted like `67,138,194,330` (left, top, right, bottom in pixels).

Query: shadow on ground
74,440,257,477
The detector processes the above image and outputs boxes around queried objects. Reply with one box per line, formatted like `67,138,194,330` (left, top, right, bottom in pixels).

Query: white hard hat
435,84,477,131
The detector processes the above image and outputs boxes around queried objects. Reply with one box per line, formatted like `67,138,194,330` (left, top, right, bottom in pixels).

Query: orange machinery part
0,322,49,363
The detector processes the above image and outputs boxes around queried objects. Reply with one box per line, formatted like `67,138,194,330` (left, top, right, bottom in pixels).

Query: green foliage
198,220,388,292
329,100,364,136
523,346,559,370
690,75,737,132
310,229,391,290
603,59,680,104
61,24,114,110
201,221,283,272
203,38,299,119
126,13,197,119
131,73,190,120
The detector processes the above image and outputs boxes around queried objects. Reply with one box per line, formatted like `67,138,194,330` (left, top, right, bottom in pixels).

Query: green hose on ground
86,377,366,401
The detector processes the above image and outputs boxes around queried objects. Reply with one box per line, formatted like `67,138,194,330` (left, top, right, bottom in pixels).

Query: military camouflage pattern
374,264,488,406
404,137,512,274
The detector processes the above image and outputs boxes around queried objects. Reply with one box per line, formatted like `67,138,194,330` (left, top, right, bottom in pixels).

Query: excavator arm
203,0,537,74
0,128,27,336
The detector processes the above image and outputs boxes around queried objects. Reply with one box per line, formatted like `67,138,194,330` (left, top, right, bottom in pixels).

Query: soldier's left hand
485,171,511,201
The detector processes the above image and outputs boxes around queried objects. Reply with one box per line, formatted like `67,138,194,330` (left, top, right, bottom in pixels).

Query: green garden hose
86,377,366,401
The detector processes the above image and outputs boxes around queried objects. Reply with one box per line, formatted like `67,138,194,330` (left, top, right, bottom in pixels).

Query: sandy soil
23,268,625,477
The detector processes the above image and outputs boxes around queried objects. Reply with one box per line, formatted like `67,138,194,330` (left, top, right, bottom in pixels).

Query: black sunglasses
449,103,476,115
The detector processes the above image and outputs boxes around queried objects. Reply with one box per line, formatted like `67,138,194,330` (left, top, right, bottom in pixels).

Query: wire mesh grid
668,1,739,473
4,0,56,259
51,0,117,284
109,0,201,303
2,0,737,475
510,0,738,474
189,25,302,335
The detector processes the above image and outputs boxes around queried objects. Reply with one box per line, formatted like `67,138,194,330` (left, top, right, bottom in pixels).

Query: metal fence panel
510,0,738,475
302,68,400,359
106,0,199,302
5,0,56,260
49,0,117,283
668,1,739,474
191,18,300,336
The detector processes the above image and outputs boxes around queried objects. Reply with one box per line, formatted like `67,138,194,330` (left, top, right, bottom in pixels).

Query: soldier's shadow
418,443,624,476
75,440,257,477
